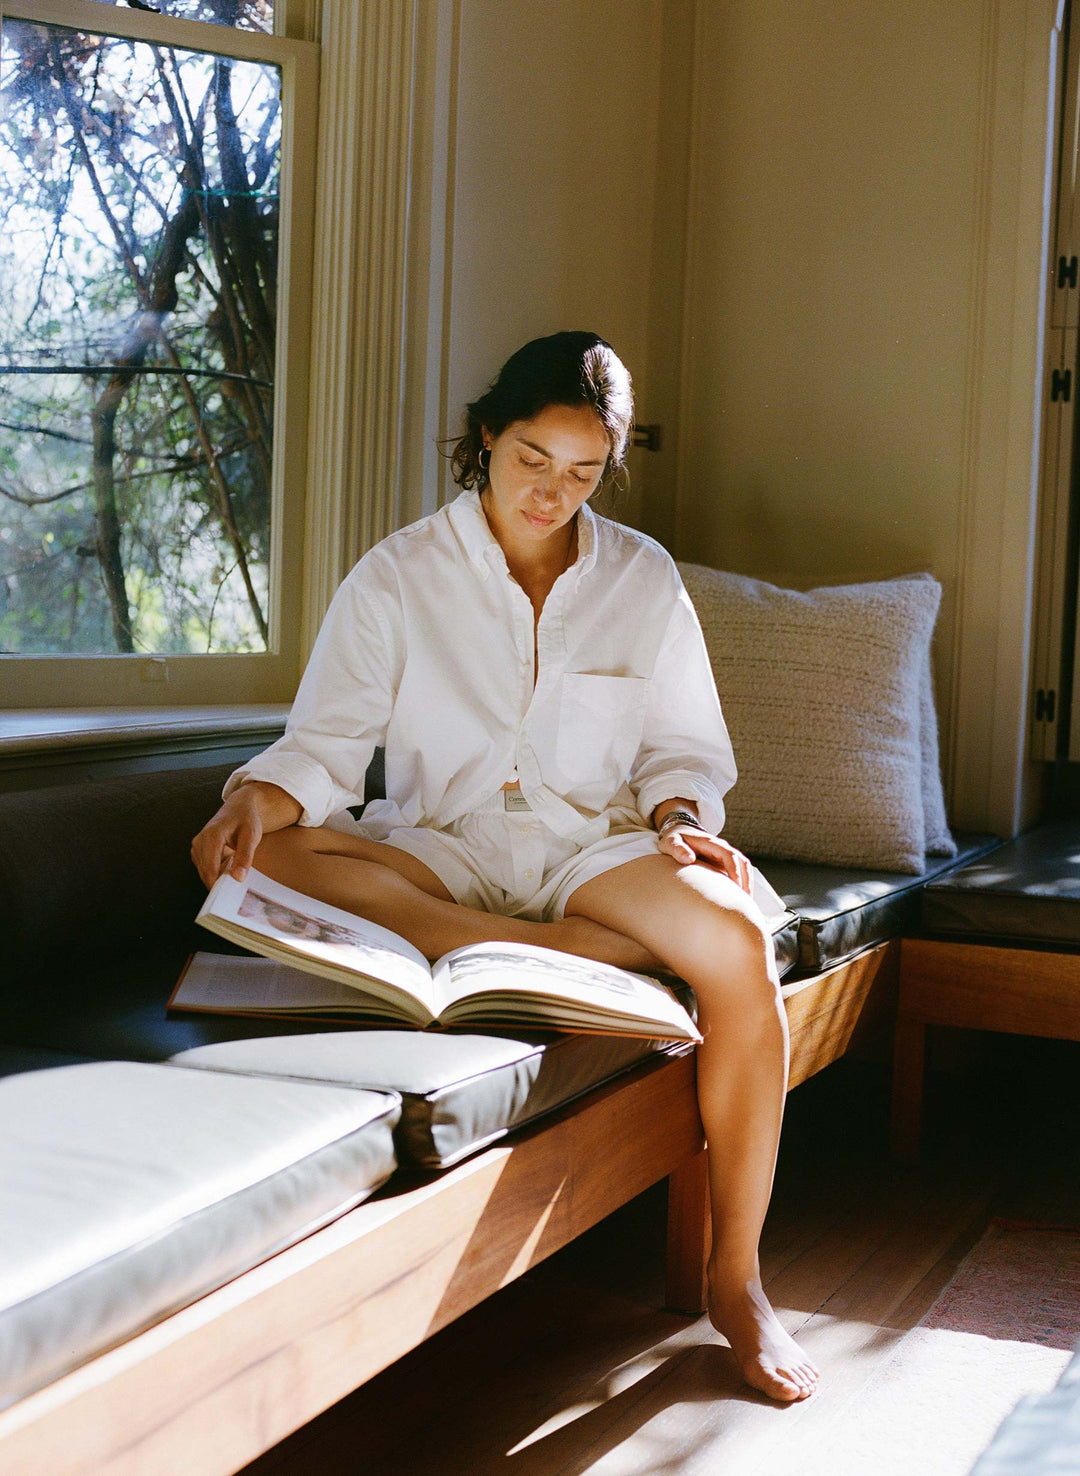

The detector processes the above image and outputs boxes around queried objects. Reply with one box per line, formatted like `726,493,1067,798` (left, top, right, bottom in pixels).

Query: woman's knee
677,892,782,1003
710,905,776,976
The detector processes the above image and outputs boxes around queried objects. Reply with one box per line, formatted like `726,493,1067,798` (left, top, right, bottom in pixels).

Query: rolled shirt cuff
222,753,344,829
633,774,727,838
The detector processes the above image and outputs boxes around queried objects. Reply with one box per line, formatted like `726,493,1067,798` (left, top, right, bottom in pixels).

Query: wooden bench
890,822,1080,1163
0,941,898,1476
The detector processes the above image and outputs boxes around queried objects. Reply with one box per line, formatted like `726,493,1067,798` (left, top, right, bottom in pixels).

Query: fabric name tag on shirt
504,789,532,812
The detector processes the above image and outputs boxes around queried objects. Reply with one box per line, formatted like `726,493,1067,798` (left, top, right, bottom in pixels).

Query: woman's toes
758,1367,802,1401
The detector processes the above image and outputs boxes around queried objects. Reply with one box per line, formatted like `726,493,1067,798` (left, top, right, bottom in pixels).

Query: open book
177,868,705,1041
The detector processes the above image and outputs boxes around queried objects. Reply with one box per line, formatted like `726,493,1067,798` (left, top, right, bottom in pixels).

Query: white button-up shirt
226,490,737,846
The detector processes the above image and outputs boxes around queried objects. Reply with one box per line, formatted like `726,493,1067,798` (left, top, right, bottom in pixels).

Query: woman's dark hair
447,331,634,491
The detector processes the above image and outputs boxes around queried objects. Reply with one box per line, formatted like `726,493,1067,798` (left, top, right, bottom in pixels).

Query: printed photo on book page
200,869,436,1007
434,941,697,1035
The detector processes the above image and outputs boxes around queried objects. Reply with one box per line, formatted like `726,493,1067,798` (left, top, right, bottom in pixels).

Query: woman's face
482,403,610,548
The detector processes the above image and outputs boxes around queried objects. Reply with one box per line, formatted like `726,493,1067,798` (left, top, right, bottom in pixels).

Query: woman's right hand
190,781,301,890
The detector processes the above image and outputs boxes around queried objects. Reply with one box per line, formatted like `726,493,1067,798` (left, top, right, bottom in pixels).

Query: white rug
795,1226,1080,1476
796,1326,1071,1476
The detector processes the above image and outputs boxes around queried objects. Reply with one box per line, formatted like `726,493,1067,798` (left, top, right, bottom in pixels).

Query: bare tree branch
4,364,271,387
0,451,211,507
154,325,268,642
0,418,94,446
50,41,150,307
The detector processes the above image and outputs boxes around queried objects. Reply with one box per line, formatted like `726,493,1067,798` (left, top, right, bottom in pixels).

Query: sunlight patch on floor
783,1327,1071,1476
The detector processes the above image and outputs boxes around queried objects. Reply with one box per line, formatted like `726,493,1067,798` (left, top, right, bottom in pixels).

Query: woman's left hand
658,823,754,895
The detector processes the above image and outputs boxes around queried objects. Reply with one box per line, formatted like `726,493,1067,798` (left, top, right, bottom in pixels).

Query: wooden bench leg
665,1147,711,1313
891,1016,926,1165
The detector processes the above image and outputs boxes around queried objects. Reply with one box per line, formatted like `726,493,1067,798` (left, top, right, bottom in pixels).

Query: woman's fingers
190,831,216,890
192,824,231,889
663,827,755,896
229,817,261,882
658,830,696,864
191,795,262,889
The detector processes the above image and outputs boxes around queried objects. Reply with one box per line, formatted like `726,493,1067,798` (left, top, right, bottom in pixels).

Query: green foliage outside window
0,13,281,655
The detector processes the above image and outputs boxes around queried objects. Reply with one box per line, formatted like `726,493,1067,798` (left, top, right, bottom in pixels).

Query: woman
191,332,819,1402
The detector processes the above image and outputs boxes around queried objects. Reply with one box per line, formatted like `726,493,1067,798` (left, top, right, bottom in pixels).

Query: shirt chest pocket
556,673,649,787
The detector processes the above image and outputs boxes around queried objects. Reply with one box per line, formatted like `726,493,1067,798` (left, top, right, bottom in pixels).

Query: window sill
0,705,289,790
0,705,290,754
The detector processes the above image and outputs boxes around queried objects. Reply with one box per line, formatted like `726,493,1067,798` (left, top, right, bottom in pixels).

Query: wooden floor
243,1033,1080,1476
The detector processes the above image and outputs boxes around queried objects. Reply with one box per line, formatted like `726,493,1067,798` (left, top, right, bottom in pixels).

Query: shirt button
524,869,535,880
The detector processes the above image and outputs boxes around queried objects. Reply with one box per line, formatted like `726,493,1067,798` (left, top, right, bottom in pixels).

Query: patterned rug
922,1220,1080,1351
790,1222,1080,1476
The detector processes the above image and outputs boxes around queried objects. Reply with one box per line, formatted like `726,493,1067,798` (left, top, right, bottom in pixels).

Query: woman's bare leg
252,824,658,971
565,853,819,1402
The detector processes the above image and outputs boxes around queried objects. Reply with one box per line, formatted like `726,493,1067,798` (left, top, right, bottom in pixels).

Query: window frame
0,0,318,706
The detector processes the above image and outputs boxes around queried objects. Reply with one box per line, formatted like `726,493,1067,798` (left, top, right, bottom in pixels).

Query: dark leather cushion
0,765,236,966
922,822,1080,946
169,1028,689,1168
0,948,685,1169
772,913,800,978
763,834,1001,970
1,943,344,1062
0,1049,400,1408
0,1045,92,1076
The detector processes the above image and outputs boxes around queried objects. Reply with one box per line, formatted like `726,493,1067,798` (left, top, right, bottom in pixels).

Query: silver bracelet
657,808,702,838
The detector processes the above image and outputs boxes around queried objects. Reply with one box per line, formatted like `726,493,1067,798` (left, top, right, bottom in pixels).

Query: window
0,0,316,705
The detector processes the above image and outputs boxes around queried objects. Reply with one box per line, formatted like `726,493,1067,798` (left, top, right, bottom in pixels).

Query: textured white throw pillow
678,566,954,873
919,653,956,859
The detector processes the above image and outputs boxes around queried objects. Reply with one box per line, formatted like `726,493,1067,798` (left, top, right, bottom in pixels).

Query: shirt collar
448,487,600,581
574,498,599,577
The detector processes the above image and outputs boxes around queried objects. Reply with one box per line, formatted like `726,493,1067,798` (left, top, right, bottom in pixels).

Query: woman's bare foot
708,1268,819,1402
549,915,661,973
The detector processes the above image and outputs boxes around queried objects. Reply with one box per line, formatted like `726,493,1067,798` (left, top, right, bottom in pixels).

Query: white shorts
379,802,662,922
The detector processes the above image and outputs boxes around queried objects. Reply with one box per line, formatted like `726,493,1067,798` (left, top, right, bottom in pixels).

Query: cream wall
675,0,1057,835
397,0,1055,836
678,1,978,586
416,0,686,531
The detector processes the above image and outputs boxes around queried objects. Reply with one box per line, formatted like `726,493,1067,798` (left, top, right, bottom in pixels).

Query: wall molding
947,0,1060,834
399,0,461,525
671,0,706,562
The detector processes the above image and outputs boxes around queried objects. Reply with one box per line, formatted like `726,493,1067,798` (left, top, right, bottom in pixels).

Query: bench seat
763,834,998,970
0,1047,400,1410
891,821,1080,1162
922,821,1080,948
1,946,694,1170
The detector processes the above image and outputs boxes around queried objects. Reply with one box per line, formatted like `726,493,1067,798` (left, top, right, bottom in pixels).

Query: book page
432,942,700,1039
171,953,393,1017
198,869,438,1016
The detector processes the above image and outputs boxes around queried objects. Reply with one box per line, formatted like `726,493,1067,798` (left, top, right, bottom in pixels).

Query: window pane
80,0,273,38
0,20,280,655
